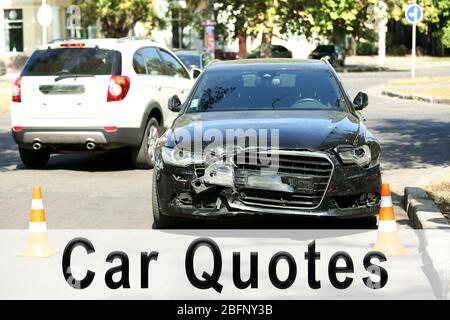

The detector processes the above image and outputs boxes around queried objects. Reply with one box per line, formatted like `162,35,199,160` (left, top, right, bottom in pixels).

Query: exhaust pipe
32,142,42,151
86,141,96,150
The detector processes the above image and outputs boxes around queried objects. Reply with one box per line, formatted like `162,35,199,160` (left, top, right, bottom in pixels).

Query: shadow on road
0,131,20,170
335,65,403,73
154,215,378,230
0,131,135,172
371,119,450,170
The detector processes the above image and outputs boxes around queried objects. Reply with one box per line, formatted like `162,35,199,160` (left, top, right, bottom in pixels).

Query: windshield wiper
271,93,293,109
55,74,95,82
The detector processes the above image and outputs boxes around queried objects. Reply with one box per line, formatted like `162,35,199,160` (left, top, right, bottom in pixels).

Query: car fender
139,100,165,140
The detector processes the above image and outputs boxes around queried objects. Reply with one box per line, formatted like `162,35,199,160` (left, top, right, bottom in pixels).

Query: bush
387,44,408,56
442,22,450,49
356,41,377,55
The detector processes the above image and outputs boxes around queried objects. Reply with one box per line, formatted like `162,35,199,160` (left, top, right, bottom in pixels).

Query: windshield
176,54,201,70
21,48,121,76
186,68,347,112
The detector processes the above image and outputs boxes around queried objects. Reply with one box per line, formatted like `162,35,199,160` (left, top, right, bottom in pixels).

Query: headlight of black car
161,146,201,167
336,145,379,168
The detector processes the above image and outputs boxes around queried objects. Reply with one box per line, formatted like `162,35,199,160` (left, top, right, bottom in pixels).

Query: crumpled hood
166,110,361,151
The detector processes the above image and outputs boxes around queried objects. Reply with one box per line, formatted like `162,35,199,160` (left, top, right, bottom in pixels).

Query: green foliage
356,41,377,56
386,44,408,56
215,0,379,52
441,22,450,48
74,0,164,38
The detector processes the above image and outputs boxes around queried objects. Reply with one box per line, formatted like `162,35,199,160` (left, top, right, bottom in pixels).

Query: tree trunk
261,3,276,58
238,31,247,58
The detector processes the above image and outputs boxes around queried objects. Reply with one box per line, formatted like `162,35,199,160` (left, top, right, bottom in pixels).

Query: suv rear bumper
12,127,143,150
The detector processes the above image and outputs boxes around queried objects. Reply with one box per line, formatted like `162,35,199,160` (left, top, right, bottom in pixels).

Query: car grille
233,151,333,209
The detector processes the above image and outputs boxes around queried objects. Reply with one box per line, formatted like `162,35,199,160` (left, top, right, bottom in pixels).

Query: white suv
11,37,195,168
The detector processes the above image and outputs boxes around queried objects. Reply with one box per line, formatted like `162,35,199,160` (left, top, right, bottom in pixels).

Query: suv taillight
12,77,22,103
107,75,130,102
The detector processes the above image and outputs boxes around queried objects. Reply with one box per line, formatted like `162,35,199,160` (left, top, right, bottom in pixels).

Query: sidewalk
380,76,450,105
345,55,450,71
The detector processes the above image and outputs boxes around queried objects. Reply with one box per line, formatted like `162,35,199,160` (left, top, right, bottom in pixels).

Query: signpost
37,0,53,45
405,2,423,78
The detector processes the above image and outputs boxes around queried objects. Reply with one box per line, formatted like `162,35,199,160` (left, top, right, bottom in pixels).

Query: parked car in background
247,45,293,59
309,45,345,67
174,50,213,70
11,38,195,169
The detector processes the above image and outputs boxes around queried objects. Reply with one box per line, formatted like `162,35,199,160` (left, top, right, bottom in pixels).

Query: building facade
0,0,71,60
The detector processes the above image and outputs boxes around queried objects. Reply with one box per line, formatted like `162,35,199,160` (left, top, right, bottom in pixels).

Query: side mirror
353,92,368,110
191,67,202,79
168,95,182,112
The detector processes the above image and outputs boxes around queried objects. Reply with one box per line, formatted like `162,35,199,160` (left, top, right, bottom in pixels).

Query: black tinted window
160,50,190,79
187,68,345,112
133,52,146,74
177,54,201,70
22,48,121,76
273,46,287,52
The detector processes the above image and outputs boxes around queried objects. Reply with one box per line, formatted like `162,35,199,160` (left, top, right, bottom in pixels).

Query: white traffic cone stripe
31,199,44,210
378,219,397,232
380,196,393,208
29,222,47,233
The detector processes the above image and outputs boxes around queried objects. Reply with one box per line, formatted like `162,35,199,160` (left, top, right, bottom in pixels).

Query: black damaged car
152,59,381,228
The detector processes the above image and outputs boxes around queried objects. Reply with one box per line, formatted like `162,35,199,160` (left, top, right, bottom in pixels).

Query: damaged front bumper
154,149,381,221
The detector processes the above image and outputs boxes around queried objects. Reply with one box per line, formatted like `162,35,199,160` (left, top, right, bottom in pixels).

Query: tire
152,171,173,229
19,147,50,168
131,118,160,169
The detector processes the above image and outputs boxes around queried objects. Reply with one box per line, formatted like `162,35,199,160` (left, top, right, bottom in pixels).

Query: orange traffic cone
17,186,58,258
373,183,406,256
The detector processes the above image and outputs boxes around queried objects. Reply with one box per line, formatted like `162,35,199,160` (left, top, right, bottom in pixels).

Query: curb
337,66,389,73
381,89,450,105
404,187,450,299
404,187,450,229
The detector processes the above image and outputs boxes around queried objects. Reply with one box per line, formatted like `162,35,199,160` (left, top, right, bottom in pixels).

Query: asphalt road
0,65,449,229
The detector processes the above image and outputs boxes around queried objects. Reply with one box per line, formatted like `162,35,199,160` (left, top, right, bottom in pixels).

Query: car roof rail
118,36,157,43
48,38,87,44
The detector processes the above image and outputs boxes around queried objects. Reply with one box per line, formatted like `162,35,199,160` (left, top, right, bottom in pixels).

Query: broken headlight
336,145,373,167
161,146,201,167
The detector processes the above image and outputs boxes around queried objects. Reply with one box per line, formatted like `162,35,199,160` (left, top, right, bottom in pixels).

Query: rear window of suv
21,48,122,76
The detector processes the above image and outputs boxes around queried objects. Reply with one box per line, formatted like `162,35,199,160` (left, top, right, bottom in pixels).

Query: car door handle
153,86,161,91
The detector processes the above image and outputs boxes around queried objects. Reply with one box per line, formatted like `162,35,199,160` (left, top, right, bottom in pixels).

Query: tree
387,0,450,55
215,0,374,57
168,0,207,49
215,0,296,58
75,0,164,38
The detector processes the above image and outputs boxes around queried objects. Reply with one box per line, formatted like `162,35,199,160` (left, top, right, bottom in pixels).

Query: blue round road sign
405,4,423,24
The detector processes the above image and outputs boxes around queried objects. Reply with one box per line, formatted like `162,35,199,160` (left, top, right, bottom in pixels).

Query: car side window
159,49,190,79
133,47,165,76
132,52,147,74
